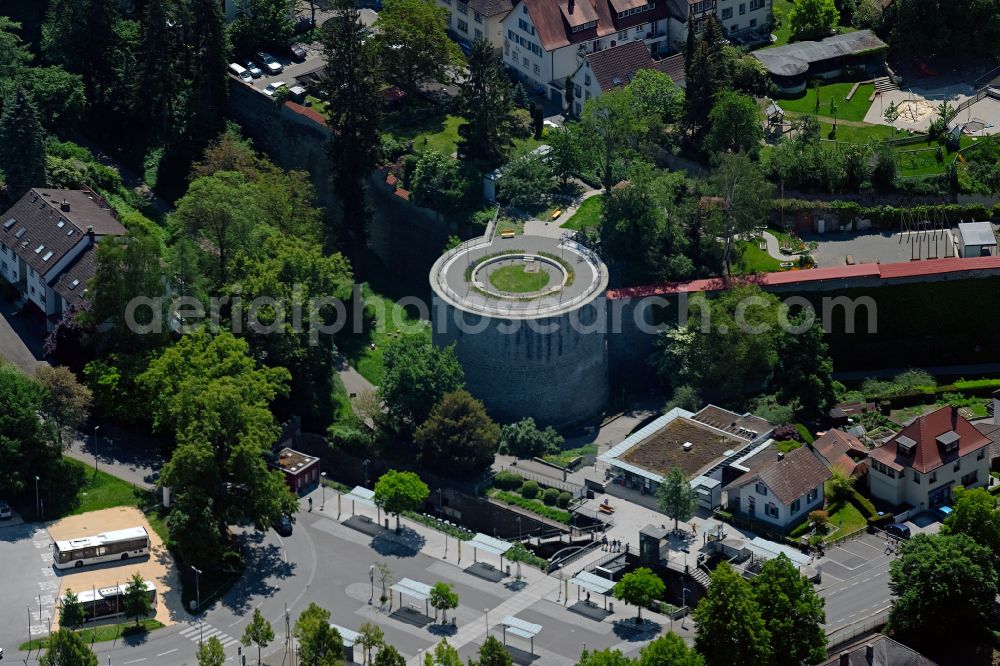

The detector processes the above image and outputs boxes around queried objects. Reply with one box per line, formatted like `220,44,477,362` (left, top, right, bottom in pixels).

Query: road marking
156,649,178,657
123,659,147,664
179,626,199,637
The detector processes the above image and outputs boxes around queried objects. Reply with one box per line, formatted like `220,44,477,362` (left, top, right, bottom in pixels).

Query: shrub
494,471,522,491
795,424,815,444
808,509,829,526
771,424,800,441
519,480,540,499
380,134,412,162
493,491,571,524
849,488,878,519
869,512,895,526
557,491,572,508
542,488,559,506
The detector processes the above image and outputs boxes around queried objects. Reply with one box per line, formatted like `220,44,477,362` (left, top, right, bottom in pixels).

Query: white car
256,52,283,75
263,81,287,97
0,499,11,520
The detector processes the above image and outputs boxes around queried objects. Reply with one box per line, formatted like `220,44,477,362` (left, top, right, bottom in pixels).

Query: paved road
818,533,897,634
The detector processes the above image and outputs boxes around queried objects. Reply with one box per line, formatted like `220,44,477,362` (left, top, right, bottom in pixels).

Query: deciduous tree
612,568,665,621
705,91,763,158
637,634,704,666
752,554,827,666
656,468,695,531
196,636,226,666
241,608,275,665
123,572,152,627
415,390,500,475
789,0,839,40
379,336,464,429
498,151,554,210
939,486,1000,585
59,589,86,631
373,645,406,666
471,636,513,666
294,603,345,666
373,470,430,530
375,0,465,96
34,366,92,450
429,582,459,623
694,562,772,666
499,418,563,459
40,629,98,666
706,152,772,274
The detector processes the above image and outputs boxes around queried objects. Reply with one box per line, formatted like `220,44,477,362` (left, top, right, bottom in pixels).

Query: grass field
780,82,875,122
562,195,604,230
58,459,145,519
20,619,165,650
737,240,784,274
825,500,868,538
385,111,548,159
339,283,431,385
489,264,551,293
543,442,598,468
769,0,857,48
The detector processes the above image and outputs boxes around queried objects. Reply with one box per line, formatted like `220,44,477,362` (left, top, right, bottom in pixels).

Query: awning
501,615,541,640
390,578,432,602
344,486,375,506
468,533,513,557
569,571,615,595
330,624,360,648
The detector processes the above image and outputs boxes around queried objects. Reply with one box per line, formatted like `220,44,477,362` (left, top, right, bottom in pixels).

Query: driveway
0,298,47,373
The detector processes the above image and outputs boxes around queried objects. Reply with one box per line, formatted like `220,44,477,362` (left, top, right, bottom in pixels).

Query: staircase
874,76,898,95
690,565,711,589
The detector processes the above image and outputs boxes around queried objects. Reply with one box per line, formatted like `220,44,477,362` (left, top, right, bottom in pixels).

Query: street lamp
682,587,692,629
35,475,40,520
363,459,371,487
320,472,327,510
516,516,522,541
484,608,490,636
191,566,203,642
93,425,100,473
369,565,375,605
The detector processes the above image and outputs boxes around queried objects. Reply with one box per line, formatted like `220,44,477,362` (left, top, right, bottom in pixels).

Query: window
790,498,801,513
721,6,733,18
475,28,483,39
584,73,591,85
962,470,979,486
508,29,515,40
457,18,468,31
750,18,757,26
585,90,591,100
458,0,467,13
929,470,937,483
755,481,767,495
592,39,602,51
522,4,527,12
534,63,540,74
571,20,598,32
523,56,529,66
954,459,961,472
912,469,920,484
518,18,535,34
474,10,482,22
574,84,581,97
739,2,746,14
618,30,627,40
978,448,986,460
807,487,818,503
765,503,778,518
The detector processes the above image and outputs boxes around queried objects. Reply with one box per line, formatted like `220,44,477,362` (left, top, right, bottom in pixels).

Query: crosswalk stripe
220,637,239,648
200,629,222,640
179,626,199,637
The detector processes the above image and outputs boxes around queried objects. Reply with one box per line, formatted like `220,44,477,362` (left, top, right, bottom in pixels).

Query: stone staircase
690,565,711,589
874,76,899,95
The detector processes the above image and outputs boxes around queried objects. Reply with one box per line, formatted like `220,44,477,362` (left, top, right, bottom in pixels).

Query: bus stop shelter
500,615,542,656
343,486,378,519
390,578,432,617
330,623,360,663
569,570,615,609
468,533,513,568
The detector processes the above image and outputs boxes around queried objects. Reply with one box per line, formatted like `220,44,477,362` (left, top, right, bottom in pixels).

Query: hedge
869,512,895,527
492,491,572,524
864,379,1000,409
849,488,878,520
769,199,995,229
795,424,815,445
520,480,540,499
990,484,1000,496
494,471,523,490
542,488,560,506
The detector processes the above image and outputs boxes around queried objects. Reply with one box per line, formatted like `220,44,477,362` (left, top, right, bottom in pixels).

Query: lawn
737,240,785,274
59,458,146,519
489,264,551,293
338,283,431,386
817,121,900,144
771,0,794,46
824,499,868,538
780,82,875,122
384,113,464,156
562,195,604,231
543,442,598,468
20,619,165,651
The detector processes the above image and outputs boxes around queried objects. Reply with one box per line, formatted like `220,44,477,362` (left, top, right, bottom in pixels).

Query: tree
410,151,466,217
318,0,382,250
547,125,586,185
456,38,513,165
123,572,152,627
132,0,179,141
33,366,92,450
357,622,384,665
612,568,665,621
375,0,464,97
889,533,996,650
705,92,763,158
577,648,634,666
0,86,47,201
41,0,120,110
683,17,726,139
871,141,897,191
241,608,275,665
415,390,500,475
753,554,826,666
0,17,32,78
694,562,772,666
40,629,98,666
656,468,696,531
626,69,684,128
505,541,531,581
230,0,294,53
498,152,554,210
706,153,772,274
425,640,462,666
429,582,459,623
1,66,88,132
373,645,406,666
294,603,345,666
789,0,839,40
939,487,1000,586
579,88,649,191
59,589,86,631
373,470,430,530
379,336,464,429
826,468,856,503
499,418,564,458
0,365,60,500
771,311,836,418
471,636,513,666
375,562,394,605
637,634,704,666
196,636,227,666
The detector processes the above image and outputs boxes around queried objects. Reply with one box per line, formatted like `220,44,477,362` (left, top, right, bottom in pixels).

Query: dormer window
897,435,916,455
936,431,960,454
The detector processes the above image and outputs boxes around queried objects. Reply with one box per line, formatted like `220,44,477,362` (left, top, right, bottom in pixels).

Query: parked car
294,15,316,33
263,81,287,97
256,52,283,75
288,44,307,63
228,62,253,83
244,60,263,78
276,515,293,536
884,523,911,540
0,499,11,520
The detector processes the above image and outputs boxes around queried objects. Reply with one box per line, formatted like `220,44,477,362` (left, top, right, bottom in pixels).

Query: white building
868,406,991,511
0,189,125,327
956,221,997,258
500,0,688,106
568,41,684,114
723,446,831,530
436,0,515,49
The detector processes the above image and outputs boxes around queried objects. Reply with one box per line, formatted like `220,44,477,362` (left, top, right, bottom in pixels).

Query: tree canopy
656,468,696,530
415,389,500,475
789,0,840,40
374,0,464,96
379,336,464,429
752,554,827,665
373,469,430,530
612,567,665,621
40,629,99,666
294,603,345,666
694,562,772,666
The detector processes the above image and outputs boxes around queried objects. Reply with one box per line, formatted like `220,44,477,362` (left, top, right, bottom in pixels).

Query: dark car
276,515,293,536
288,44,307,63
884,523,911,540
294,15,316,33
456,39,472,56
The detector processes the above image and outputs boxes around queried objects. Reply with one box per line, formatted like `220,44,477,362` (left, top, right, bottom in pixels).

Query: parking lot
0,522,60,651
807,229,959,267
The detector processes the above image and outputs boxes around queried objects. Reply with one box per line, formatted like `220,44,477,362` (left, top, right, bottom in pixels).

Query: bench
846,254,855,265
499,229,516,238
551,209,562,220
599,504,615,515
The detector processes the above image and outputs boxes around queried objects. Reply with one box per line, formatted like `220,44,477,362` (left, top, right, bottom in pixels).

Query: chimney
87,225,95,243
568,0,575,13
777,451,785,461
864,643,875,664
60,199,70,212
838,651,850,666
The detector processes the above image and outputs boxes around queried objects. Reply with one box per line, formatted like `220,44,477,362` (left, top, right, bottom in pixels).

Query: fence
825,608,890,649
824,523,870,548
499,466,585,497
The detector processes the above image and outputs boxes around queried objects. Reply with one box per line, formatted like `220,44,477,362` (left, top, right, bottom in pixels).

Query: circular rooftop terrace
430,233,608,319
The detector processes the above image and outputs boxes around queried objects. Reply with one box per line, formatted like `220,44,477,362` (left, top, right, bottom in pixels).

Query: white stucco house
567,41,684,114
437,0,515,49
723,446,831,531
868,406,991,511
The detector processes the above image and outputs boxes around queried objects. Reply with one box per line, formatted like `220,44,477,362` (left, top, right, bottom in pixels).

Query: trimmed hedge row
865,379,1000,409
770,199,995,228
492,490,572,524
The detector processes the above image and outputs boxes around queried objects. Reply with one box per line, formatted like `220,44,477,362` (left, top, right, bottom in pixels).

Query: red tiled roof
725,446,832,505
654,52,686,85
869,405,990,474
606,256,1000,299
521,0,675,52
812,430,868,477
284,100,327,126
584,41,654,91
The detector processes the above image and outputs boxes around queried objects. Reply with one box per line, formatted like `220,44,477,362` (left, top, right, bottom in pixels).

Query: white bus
71,581,156,623
53,526,150,569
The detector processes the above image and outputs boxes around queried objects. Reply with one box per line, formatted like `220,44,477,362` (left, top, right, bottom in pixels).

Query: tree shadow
611,618,662,641
221,540,296,615
428,622,458,637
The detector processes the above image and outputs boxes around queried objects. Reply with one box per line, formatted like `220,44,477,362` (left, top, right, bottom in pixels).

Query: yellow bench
551,209,562,220
499,229,516,238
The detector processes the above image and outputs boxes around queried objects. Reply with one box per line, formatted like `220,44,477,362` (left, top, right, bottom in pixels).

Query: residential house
438,0,515,49
568,41,685,114
821,634,938,666
812,429,868,478
868,406,990,511
500,0,688,105
0,189,126,328
714,0,769,40
599,404,773,510
973,389,1000,462
723,446,831,530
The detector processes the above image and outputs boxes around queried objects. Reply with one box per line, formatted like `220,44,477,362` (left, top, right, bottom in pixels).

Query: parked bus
70,581,156,623
53,527,150,569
